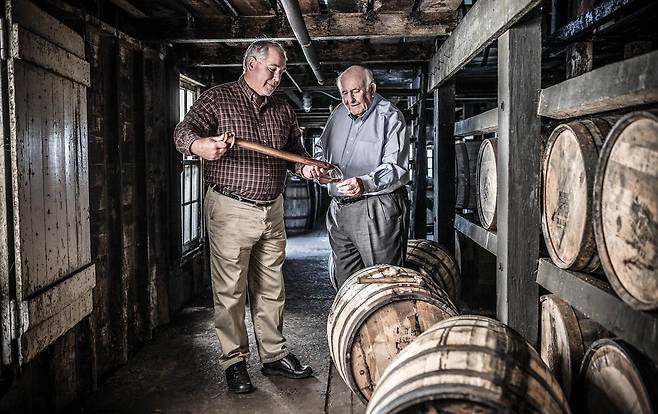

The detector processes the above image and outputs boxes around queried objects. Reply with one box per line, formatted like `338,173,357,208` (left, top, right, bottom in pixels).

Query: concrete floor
79,229,365,414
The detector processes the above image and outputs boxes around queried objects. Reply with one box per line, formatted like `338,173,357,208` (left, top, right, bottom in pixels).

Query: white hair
242,40,287,73
336,66,375,91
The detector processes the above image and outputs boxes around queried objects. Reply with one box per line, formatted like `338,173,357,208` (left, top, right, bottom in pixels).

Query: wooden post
432,82,456,252
413,68,428,239
496,9,541,346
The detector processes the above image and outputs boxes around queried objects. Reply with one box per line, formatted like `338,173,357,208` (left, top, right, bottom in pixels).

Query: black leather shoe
262,353,313,379
225,361,255,394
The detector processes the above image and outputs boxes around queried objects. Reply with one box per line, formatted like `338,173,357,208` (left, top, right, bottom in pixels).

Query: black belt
210,185,276,207
333,187,407,206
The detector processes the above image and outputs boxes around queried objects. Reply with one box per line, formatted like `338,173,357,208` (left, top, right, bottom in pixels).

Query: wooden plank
538,50,658,119
108,0,149,18
63,69,79,270
12,0,85,58
144,12,455,43
25,265,95,326
496,11,541,346
454,108,498,137
10,26,91,87
15,61,47,298
432,83,455,251
537,259,658,363
428,0,541,91
76,84,91,264
0,20,12,365
454,214,497,255
21,290,93,362
552,0,636,41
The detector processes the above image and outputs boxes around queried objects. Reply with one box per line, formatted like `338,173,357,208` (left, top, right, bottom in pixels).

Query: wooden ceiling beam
141,12,456,43
174,42,434,66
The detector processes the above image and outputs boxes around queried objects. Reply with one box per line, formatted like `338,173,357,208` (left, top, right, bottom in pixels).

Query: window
179,77,203,255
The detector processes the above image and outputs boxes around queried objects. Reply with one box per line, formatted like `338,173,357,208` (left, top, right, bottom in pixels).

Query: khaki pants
204,188,289,369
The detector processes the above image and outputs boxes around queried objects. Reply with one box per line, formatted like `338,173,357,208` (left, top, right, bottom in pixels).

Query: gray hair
336,66,375,91
243,40,287,73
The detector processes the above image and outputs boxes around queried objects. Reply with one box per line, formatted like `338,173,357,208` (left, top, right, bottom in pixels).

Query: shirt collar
238,75,268,109
348,93,382,121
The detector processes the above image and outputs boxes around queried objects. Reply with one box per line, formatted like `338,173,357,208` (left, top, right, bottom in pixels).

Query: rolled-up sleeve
173,91,218,156
358,110,410,193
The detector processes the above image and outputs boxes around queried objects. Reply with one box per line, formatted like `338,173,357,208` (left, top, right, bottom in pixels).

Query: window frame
179,78,204,258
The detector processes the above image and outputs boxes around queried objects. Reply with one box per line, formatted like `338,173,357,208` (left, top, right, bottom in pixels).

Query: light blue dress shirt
314,94,410,197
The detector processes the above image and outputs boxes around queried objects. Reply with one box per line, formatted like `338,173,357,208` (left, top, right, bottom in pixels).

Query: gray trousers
327,188,409,289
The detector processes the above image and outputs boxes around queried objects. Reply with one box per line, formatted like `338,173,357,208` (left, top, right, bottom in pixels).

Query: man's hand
336,177,364,197
190,132,231,160
301,165,327,180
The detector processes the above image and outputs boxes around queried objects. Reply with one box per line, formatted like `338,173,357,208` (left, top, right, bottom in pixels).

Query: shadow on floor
78,228,365,414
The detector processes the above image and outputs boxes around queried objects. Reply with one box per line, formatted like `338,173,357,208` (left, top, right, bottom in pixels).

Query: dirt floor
78,228,365,414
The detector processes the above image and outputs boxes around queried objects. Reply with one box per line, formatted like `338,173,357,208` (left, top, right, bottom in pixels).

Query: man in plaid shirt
174,40,323,394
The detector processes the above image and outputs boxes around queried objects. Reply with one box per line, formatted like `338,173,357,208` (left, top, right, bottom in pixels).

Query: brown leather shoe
225,361,255,394
262,353,313,379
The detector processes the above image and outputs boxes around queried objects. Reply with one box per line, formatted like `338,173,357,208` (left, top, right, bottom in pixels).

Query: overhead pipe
280,0,325,85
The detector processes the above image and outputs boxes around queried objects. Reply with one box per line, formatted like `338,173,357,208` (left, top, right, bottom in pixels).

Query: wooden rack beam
427,0,540,91
538,50,658,118
454,215,497,254
454,108,498,136
495,10,542,346
537,259,658,363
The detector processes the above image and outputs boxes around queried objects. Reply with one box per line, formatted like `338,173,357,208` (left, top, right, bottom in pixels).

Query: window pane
183,204,191,245
179,88,185,121
186,90,194,112
184,165,192,203
191,164,199,202
191,201,199,240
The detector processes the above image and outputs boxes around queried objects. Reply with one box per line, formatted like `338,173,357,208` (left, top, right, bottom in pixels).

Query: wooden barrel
327,265,458,403
542,120,612,272
405,239,461,304
283,176,313,233
578,339,658,414
593,112,658,310
455,140,480,211
476,138,498,229
366,315,570,414
540,295,609,401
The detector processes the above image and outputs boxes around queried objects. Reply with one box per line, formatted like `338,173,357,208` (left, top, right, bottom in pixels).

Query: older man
174,40,319,394
315,65,410,289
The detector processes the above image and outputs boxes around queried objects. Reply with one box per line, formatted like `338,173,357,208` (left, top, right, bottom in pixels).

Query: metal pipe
280,0,325,85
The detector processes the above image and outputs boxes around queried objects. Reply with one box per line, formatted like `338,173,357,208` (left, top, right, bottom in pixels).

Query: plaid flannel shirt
174,76,307,201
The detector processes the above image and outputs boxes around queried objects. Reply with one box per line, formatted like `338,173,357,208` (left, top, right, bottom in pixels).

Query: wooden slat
496,11,541,345
108,0,149,18
454,108,498,136
12,61,47,297
537,259,658,363
454,214,497,255
12,0,85,58
10,26,91,87
76,84,91,263
145,12,455,43
538,50,658,119
428,0,541,91
21,290,93,362
432,83,456,251
25,265,95,326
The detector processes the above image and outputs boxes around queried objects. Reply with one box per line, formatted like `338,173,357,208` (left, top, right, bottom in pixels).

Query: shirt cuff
358,174,376,193
179,135,199,157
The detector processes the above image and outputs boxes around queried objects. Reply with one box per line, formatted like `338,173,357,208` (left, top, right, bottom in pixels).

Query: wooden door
1,0,94,365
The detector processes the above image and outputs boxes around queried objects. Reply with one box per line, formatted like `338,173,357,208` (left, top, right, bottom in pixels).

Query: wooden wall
0,20,207,413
